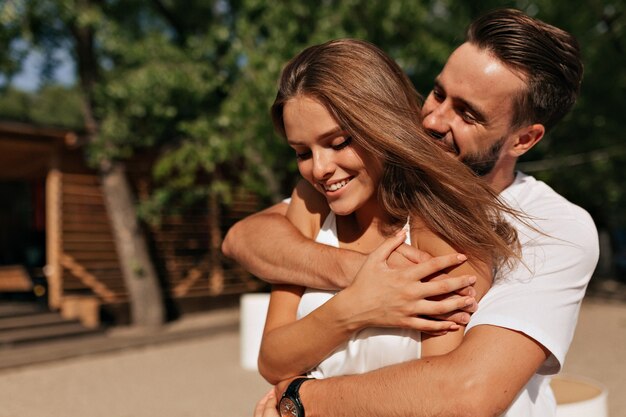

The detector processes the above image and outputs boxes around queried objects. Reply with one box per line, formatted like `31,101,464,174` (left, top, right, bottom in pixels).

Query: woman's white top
296,212,421,378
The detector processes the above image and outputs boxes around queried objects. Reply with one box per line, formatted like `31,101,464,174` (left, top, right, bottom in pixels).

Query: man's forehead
438,43,525,115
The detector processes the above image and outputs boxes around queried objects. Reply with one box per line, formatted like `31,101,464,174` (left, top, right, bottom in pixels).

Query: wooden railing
46,170,263,308
59,254,119,302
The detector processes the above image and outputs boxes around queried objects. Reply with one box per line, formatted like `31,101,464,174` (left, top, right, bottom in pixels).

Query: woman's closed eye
295,150,312,160
293,135,352,160
331,136,352,151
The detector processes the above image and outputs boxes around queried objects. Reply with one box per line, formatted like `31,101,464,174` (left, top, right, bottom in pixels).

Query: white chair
551,374,608,417
240,293,271,371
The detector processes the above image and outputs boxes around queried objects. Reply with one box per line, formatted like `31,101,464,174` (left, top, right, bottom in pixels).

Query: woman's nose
312,151,335,181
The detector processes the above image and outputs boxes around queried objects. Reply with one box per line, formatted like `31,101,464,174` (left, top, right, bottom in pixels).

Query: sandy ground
0,296,623,417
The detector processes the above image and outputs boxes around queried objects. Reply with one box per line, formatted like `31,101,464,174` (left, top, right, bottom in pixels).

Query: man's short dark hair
466,8,583,131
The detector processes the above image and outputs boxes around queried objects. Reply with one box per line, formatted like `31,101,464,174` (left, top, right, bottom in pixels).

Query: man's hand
337,231,477,335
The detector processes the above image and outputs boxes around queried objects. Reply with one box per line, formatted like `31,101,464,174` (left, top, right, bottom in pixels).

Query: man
223,8,599,417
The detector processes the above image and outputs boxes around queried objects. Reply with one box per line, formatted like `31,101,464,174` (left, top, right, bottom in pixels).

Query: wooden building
0,121,263,325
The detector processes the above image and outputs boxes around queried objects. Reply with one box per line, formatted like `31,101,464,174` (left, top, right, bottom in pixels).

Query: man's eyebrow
287,127,344,145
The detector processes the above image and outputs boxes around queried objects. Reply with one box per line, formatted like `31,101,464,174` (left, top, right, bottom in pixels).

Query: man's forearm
222,205,364,290
296,326,548,417
301,356,467,417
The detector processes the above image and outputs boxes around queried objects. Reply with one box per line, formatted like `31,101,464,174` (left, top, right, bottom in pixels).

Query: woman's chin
328,202,355,217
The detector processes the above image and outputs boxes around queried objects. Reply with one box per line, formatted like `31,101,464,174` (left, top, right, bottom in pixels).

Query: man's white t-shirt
466,172,599,416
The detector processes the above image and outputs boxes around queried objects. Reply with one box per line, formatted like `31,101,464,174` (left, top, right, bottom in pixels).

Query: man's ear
510,124,545,157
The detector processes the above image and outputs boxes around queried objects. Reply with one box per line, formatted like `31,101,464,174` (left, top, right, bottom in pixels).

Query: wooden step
0,320,102,347
0,312,69,331
0,265,33,291
0,302,44,318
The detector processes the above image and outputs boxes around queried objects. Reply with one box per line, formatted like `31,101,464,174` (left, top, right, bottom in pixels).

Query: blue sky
8,48,75,91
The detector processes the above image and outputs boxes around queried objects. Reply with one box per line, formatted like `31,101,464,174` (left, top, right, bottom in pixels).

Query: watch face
279,397,300,417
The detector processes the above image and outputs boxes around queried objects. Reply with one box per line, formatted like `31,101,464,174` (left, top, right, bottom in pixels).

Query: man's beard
460,136,506,177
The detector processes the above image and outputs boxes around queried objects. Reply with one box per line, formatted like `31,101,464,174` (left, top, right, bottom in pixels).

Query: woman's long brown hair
271,39,520,270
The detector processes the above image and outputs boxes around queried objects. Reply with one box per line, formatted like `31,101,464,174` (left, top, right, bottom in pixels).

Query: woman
258,39,520,385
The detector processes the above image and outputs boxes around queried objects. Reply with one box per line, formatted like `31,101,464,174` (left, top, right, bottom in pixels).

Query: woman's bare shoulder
287,179,330,239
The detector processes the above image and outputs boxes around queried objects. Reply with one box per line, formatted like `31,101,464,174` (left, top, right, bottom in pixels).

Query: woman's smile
322,177,353,193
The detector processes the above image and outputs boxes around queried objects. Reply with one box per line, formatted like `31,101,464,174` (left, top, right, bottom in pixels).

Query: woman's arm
259,239,478,382
258,283,362,384
412,220,493,357
258,182,355,384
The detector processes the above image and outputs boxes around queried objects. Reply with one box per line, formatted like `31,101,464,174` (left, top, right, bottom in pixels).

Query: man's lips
427,130,459,155
428,129,445,140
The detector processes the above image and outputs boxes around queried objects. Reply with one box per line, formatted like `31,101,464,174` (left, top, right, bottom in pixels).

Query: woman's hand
253,388,279,417
386,241,478,323
253,378,301,417
337,231,477,335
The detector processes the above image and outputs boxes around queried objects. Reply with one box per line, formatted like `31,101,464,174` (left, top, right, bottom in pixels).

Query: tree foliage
0,85,83,128
0,0,624,230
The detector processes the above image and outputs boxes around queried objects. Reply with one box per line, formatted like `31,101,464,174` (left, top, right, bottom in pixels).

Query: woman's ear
510,124,545,157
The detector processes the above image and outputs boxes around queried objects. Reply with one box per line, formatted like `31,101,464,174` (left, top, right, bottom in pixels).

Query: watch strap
280,377,313,417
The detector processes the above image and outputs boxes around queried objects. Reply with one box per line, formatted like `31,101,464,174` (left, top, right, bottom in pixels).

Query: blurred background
0,0,623,414
0,0,624,327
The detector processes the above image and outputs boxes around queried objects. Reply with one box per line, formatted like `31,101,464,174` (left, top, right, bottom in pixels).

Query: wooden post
208,192,224,295
46,169,63,309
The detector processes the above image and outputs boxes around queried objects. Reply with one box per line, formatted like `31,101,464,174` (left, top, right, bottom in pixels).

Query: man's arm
222,181,365,290
293,326,549,417
222,201,437,290
265,198,600,417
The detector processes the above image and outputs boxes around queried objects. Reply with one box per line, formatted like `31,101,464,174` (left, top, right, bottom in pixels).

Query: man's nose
422,102,451,137
312,151,335,180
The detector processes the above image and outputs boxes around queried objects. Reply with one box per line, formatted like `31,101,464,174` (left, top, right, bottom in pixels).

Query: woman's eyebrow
287,127,344,145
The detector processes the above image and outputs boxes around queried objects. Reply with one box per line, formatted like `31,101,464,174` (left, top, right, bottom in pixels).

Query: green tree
1,0,168,327
0,0,468,315
0,88,31,121
1,0,623,313
0,85,84,128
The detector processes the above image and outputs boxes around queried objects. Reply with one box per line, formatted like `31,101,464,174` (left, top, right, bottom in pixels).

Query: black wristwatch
278,377,313,417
